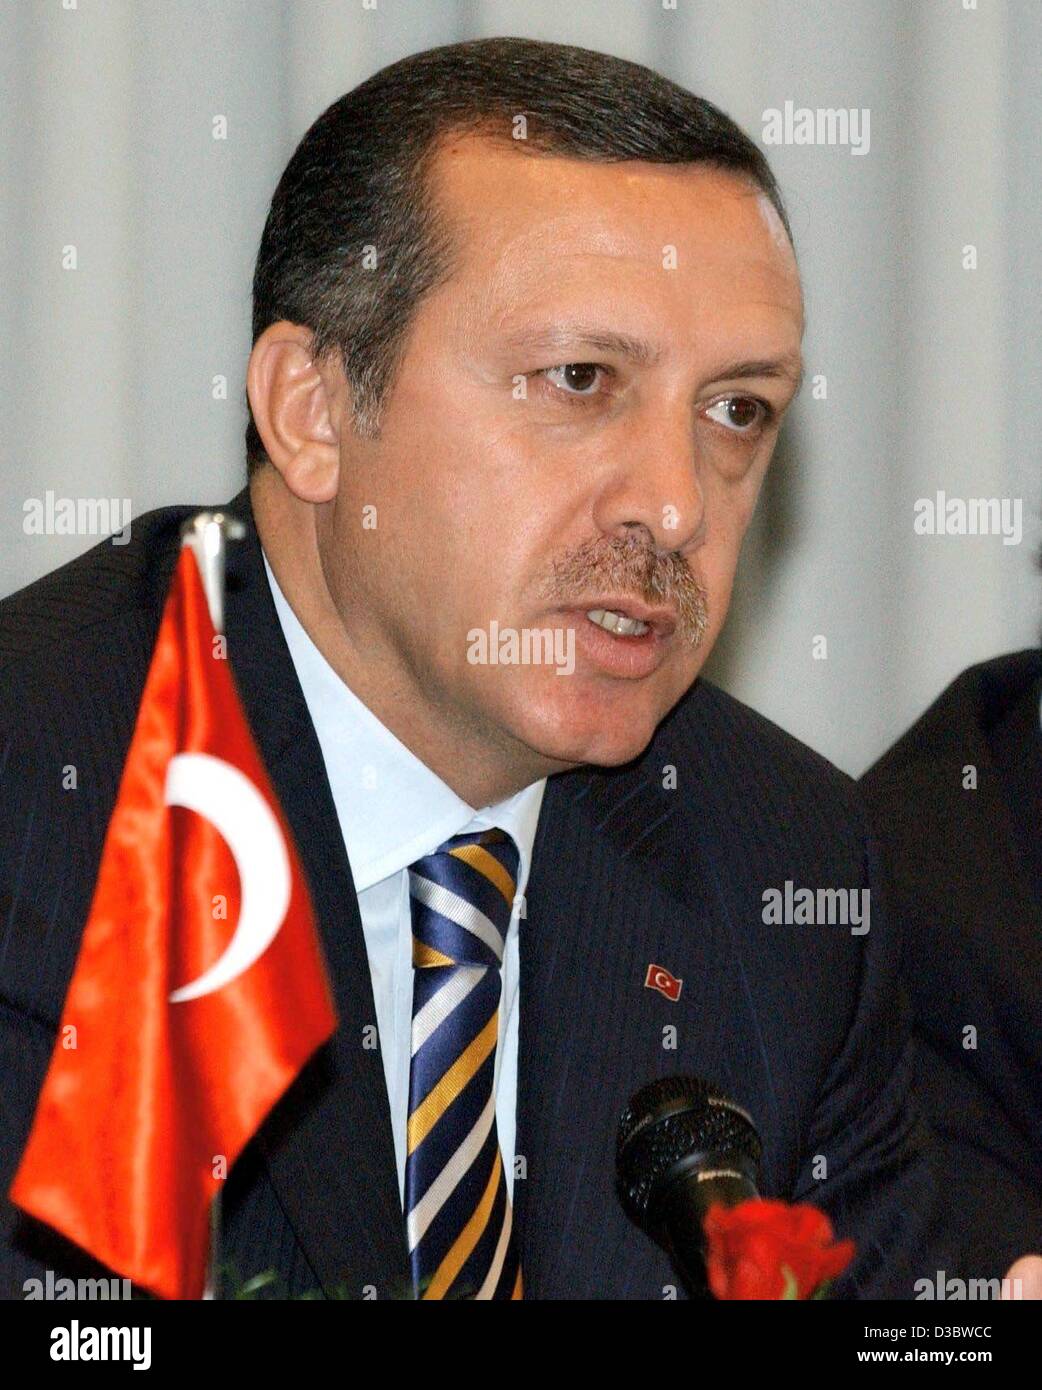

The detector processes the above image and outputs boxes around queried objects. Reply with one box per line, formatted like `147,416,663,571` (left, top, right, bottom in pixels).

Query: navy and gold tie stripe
405,828,523,1300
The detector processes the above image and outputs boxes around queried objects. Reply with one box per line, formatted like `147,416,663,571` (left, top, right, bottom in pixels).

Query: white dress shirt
263,555,546,1205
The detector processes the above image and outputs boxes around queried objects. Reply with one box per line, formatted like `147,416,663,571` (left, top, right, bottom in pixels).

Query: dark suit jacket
0,490,965,1299
862,650,1042,1278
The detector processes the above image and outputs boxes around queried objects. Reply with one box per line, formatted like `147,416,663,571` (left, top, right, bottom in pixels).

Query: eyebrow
501,323,663,367
710,356,805,395
499,323,804,393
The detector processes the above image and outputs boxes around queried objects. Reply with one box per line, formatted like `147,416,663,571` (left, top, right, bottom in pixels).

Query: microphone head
616,1075,762,1234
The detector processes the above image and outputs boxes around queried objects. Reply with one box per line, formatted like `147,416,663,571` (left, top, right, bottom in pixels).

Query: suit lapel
221,490,409,1299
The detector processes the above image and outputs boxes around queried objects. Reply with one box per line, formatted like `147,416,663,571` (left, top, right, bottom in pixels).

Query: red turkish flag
644,963,683,1002
10,545,337,1299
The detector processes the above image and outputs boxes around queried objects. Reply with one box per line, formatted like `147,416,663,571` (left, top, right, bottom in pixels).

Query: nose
590,405,706,554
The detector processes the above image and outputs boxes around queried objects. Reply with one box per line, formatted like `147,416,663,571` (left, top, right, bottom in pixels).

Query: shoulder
0,504,200,687
861,648,1042,801
0,498,244,1025
613,677,875,917
657,676,863,838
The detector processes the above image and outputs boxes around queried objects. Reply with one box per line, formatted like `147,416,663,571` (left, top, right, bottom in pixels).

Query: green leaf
232,1269,281,1299
780,1266,800,1300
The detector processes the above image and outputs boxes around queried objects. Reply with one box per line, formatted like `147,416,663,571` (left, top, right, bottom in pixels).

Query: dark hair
245,36,791,473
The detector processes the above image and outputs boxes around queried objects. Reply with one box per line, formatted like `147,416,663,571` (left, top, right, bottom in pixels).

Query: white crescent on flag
164,752,291,1004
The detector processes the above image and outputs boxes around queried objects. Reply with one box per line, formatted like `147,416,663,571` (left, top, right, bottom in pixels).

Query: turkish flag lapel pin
644,963,683,1002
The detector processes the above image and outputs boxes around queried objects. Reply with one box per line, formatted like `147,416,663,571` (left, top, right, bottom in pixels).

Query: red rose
703,1198,856,1300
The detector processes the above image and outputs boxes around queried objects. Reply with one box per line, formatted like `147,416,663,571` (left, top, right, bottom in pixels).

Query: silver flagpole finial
179,511,246,637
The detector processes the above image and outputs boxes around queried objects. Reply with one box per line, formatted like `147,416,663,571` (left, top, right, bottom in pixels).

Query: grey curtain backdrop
2,0,1039,776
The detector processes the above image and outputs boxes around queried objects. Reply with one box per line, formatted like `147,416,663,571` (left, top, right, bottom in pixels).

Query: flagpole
179,510,245,1302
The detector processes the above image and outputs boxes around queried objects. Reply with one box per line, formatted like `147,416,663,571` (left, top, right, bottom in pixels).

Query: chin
509,686,665,772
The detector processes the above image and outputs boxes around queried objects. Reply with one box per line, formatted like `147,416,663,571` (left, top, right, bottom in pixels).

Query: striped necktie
405,827,523,1300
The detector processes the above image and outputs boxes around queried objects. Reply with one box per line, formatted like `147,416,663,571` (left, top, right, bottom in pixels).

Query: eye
704,396,773,435
538,363,611,399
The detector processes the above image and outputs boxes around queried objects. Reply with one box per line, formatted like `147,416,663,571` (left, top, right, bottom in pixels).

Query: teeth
586,608,650,637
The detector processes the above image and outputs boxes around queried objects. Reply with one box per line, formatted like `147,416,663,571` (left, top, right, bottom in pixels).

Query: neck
250,470,563,807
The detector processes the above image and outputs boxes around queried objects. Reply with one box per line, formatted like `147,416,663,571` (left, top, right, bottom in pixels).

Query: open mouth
586,608,650,637
577,597,677,640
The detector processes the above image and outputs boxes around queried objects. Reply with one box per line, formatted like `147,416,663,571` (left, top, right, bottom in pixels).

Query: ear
246,321,343,503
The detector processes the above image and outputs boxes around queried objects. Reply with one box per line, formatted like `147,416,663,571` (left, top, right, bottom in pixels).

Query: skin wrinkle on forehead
476,222,788,306
460,262,803,382
454,243,803,369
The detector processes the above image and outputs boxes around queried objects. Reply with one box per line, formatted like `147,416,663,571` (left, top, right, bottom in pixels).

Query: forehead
425,132,804,335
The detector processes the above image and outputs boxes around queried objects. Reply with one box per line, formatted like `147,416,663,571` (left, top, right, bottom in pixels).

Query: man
862,648,1042,1280
0,37,1006,1299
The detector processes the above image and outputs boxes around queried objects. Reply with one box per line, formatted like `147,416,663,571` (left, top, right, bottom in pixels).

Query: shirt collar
263,554,546,894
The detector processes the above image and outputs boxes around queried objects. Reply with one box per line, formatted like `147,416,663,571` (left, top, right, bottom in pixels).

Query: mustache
541,535,709,648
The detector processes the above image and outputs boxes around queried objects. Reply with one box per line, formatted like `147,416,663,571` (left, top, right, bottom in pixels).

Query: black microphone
616,1075,762,1298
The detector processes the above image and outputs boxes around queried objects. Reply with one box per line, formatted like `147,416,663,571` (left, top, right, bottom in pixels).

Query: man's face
317,134,804,777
